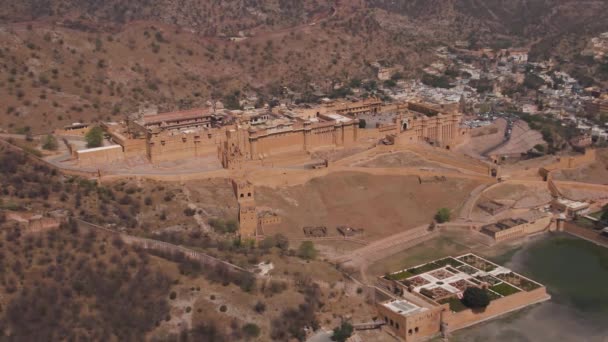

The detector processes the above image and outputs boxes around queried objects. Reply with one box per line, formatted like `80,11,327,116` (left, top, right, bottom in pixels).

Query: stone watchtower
232,180,257,239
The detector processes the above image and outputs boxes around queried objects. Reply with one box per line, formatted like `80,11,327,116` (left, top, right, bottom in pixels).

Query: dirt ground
553,163,608,185
255,171,482,242
552,149,608,185
479,182,552,210
558,186,608,201
182,178,238,218
492,120,544,156
456,119,506,159
358,151,460,173
150,248,377,341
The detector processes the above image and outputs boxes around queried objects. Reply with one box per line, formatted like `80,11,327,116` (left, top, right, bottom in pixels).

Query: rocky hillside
0,0,334,35
0,0,606,133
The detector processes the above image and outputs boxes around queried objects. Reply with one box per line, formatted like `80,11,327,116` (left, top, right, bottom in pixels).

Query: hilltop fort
57,98,467,170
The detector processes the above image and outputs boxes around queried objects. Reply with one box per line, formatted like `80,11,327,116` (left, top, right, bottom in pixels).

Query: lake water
452,234,608,342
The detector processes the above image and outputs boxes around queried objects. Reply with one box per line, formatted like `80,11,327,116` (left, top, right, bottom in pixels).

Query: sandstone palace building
63,98,467,168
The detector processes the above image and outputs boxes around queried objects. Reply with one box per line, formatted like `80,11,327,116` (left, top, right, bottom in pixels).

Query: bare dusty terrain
492,120,544,156
358,151,460,173
480,182,552,209
255,171,483,242
552,149,608,185
456,119,506,159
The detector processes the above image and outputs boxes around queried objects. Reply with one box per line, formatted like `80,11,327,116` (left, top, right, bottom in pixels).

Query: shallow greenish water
451,234,608,342
520,235,608,313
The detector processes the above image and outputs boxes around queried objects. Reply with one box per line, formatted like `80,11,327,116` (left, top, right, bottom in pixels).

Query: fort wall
492,215,551,242
147,129,222,163
442,287,549,331
540,149,597,180
76,145,124,167
70,100,469,169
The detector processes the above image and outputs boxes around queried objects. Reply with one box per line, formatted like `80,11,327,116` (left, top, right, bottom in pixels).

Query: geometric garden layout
387,254,542,310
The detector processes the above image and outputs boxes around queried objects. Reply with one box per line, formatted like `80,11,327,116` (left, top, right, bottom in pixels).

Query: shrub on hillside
297,241,317,260
42,135,58,150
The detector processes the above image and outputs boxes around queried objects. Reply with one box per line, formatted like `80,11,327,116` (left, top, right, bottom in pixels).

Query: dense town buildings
585,96,608,118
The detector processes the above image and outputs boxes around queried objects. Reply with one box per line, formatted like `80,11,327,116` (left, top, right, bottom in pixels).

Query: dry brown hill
0,0,607,133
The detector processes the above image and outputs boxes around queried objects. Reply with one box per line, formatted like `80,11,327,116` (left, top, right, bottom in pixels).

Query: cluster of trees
208,218,239,234
421,73,452,89
0,225,171,340
0,147,61,202
523,73,546,90
0,147,167,230
175,320,260,341
516,112,578,152
145,248,256,293
271,278,322,341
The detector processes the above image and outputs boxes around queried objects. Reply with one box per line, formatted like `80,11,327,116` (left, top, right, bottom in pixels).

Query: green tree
225,220,239,233
435,208,451,223
331,322,353,342
42,134,58,151
259,235,277,250
297,241,317,260
223,91,242,110
422,74,452,89
601,210,608,223
523,73,545,90
274,233,289,250
242,323,261,338
534,144,545,153
349,78,362,88
383,79,397,88
462,287,490,309
85,126,104,148
358,119,367,129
